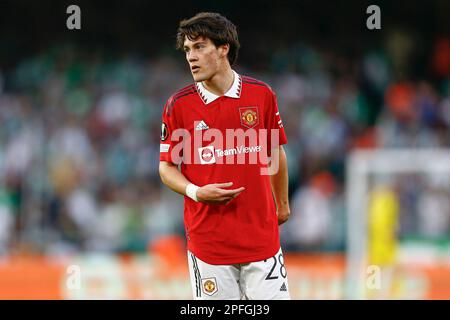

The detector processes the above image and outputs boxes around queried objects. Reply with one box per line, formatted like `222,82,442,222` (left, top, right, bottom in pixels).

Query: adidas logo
280,283,287,292
195,120,209,131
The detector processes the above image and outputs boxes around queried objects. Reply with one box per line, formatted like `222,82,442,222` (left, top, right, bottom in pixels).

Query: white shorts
187,247,291,300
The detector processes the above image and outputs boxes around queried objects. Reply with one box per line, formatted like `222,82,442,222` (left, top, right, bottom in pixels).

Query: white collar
196,70,242,104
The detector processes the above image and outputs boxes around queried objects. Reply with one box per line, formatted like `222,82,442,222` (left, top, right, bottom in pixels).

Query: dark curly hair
176,12,240,65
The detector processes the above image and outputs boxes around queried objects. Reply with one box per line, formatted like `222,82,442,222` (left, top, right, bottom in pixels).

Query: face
183,36,228,82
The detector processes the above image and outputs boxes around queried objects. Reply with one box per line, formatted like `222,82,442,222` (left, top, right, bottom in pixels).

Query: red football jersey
160,71,287,265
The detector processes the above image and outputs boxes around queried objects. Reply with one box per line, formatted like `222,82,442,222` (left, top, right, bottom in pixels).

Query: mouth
191,66,200,73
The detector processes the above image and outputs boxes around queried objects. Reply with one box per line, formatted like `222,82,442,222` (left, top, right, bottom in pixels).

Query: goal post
345,148,450,299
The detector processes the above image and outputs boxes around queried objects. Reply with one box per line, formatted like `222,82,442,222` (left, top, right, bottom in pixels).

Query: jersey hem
189,244,281,265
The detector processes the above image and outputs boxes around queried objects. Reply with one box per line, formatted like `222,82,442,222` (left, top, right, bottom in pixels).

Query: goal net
345,149,450,299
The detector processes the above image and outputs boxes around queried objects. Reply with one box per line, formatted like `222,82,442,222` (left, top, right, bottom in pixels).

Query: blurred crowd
0,30,449,255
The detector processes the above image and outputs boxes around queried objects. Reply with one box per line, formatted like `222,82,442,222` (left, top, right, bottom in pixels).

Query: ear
219,44,230,58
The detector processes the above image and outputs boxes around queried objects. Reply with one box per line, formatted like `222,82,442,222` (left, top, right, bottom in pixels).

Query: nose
187,52,198,63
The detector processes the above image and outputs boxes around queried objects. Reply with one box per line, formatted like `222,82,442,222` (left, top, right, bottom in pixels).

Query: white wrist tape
186,183,200,202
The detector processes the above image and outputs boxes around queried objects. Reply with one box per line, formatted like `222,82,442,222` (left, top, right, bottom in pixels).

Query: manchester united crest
201,277,218,296
239,107,259,128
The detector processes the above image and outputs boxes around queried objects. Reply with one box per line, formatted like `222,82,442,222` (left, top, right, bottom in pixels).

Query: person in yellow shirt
367,182,400,299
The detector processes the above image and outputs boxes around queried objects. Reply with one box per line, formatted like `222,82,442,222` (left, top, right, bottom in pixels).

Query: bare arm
269,145,290,225
159,161,245,204
159,161,191,195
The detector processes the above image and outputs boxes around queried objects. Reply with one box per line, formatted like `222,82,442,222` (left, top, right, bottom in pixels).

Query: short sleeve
159,98,182,164
265,89,288,151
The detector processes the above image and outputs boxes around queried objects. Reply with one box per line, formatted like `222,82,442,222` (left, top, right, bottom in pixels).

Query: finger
230,189,245,198
220,187,245,196
231,191,243,198
213,182,233,188
218,196,234,202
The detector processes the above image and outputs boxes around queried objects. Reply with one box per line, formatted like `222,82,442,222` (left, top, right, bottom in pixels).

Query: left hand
277,209,290,225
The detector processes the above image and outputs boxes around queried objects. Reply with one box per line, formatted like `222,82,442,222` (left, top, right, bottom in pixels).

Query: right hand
196,182,245,205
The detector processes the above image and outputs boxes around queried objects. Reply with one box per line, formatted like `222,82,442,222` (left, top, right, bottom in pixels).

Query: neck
202,67,234,96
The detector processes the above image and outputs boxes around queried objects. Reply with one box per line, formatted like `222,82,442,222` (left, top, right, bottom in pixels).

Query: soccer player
159,12,291,300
